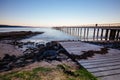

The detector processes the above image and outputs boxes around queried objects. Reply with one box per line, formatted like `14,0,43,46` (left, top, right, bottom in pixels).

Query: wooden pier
59,41,120,80
54,26,120,41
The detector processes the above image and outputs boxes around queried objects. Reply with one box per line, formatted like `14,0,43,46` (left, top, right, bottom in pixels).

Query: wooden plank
82,61,120,69
60,42,120,55
87,65,120,73
100,74,120,80
89,53,120,59
93,69,120,77
60,42,102,50
80,59,120,66
79,57,120,63
59,41,120,80
88,55,120,60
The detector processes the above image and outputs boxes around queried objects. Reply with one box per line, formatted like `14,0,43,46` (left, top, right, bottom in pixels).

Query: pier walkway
59,41,120,80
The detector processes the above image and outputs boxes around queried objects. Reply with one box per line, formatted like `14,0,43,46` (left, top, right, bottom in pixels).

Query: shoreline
0,31,44,59
0,31,80,73
0,31,44,62
1,31,119,80
0,33,89,80
0,31,44,40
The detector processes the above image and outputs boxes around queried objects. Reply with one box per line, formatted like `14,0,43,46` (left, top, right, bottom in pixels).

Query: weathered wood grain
59,41,120,80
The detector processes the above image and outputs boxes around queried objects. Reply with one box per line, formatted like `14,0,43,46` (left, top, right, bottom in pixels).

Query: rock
14,58,26,67
23,48,32,54
0,64,13,72
2,54,16,62
10,55,17,62
39,50,58,60
37,44,46,51
46,41,60,50
37,44,45,48
2,54,11,60
57,48,66,54
0,41,67,72
46,42,52,50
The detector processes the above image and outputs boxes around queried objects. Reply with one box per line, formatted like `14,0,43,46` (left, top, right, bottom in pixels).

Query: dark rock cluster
0,41,67,72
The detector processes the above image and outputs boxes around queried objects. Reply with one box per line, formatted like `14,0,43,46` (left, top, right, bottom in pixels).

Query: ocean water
0,27,79,43
0,27,106,43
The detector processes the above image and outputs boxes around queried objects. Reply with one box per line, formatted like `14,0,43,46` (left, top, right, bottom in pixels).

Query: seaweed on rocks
71,47,109,60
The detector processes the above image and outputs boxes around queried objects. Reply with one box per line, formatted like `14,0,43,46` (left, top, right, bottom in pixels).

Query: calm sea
0,27,78,43
0,27,106,43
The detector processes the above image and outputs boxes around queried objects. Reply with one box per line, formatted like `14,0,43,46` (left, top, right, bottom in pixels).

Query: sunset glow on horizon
0,0,120,27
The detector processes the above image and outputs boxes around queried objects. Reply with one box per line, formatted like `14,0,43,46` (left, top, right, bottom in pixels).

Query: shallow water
0,27,78,43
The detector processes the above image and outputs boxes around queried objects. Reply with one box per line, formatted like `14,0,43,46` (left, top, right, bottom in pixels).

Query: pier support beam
116,30,120,41
93,28,96,40
100,29,103,40
86,28,89,41
105,29,109,41
96,28,99,40
84,28,86,41
109,29,116,40
80,28,82,40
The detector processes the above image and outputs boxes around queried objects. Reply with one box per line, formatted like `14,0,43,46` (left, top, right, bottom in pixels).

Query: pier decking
59,41,120,80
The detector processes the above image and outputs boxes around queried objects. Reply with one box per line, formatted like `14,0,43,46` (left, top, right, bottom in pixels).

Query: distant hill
0,25,28,28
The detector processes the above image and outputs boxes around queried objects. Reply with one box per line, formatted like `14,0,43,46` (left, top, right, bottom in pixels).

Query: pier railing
53,26,120,41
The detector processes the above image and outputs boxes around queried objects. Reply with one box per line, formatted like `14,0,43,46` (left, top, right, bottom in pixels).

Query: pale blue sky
0,0,120,27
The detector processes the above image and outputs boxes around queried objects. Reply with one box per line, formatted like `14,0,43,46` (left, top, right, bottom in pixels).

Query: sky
0,0,120,27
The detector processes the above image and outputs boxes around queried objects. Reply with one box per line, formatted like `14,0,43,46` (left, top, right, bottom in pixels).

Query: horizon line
0,22,120,27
